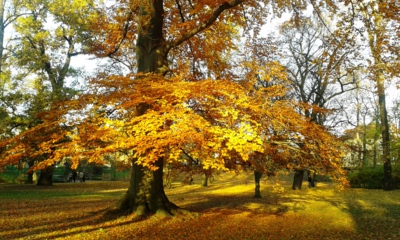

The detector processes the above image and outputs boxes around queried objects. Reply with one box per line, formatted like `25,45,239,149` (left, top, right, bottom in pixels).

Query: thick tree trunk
292,170,304,190
119,158,180,217
37,166,53,186
136,0,168,75
118,0,183,217
254,170,262,198
122,0,243,215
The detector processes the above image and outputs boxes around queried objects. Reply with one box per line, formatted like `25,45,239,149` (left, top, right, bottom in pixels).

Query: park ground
0,171,400,240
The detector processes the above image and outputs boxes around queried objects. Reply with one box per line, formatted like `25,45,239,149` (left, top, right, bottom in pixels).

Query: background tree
339,0,400,190
390,99,400,166
0,0,28,160
240,35,291,198
3,0,98,185
279,15,357,189
342,75,382,169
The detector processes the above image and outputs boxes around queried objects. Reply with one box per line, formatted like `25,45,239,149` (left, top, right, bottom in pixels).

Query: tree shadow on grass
341,189,400,239
183,193,290,215
0,197,159,240
1,185,288,239
130,193,357,240
0,182,132,239
7,181,398,239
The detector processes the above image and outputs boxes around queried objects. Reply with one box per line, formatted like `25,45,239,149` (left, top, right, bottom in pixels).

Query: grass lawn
0,171,399,240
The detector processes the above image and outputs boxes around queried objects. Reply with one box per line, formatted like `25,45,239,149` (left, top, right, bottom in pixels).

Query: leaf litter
1,172,399,239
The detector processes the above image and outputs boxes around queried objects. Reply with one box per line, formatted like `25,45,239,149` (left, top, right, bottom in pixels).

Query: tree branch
168,0,245,51
107,7,137,57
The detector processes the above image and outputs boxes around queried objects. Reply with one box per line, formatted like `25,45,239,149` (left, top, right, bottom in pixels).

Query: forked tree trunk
119,158,180,217
254,170,263,198
292,170,304,190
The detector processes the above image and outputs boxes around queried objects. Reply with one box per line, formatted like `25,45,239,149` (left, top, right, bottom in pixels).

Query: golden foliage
0,0,348,186
1,65,346,185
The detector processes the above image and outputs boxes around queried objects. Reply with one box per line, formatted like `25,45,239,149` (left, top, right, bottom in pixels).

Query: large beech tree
1,0,347,217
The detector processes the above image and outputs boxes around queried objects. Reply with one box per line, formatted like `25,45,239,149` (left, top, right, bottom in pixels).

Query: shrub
0,166,27,183
347,165,400,189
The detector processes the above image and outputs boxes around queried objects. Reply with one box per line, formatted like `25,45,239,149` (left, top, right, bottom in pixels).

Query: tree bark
377,75,392,190
136,0,168,75
0,0,4,72
25,160,35,184
363,1,393,191
307,170,315,188
254,170,262,198
292,170,304,190
37,166,54,186
119,158,180,217
119,0,181,216
120,0,246,215
202,173,209,187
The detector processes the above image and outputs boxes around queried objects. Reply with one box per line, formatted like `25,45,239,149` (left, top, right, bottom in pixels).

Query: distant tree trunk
25,160,34,184
363,2,393,190
307,170,315,188
373,115,379,167
377,75,392,190
362,124,367,166
292,170,304,190
26,172,34,184
202,173,209,187
0,0,4,72
254,170,262,198
119,158,180,217
37,166,53,186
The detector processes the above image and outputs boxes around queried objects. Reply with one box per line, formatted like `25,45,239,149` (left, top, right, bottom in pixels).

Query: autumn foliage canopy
0,0,348,187
0,69,346,184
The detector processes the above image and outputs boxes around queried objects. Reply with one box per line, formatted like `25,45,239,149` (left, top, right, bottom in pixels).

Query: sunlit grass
1,171,400,239
98,188,127,193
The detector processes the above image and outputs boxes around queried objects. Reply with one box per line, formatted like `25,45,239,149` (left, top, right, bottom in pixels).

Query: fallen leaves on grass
0,172,400,239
